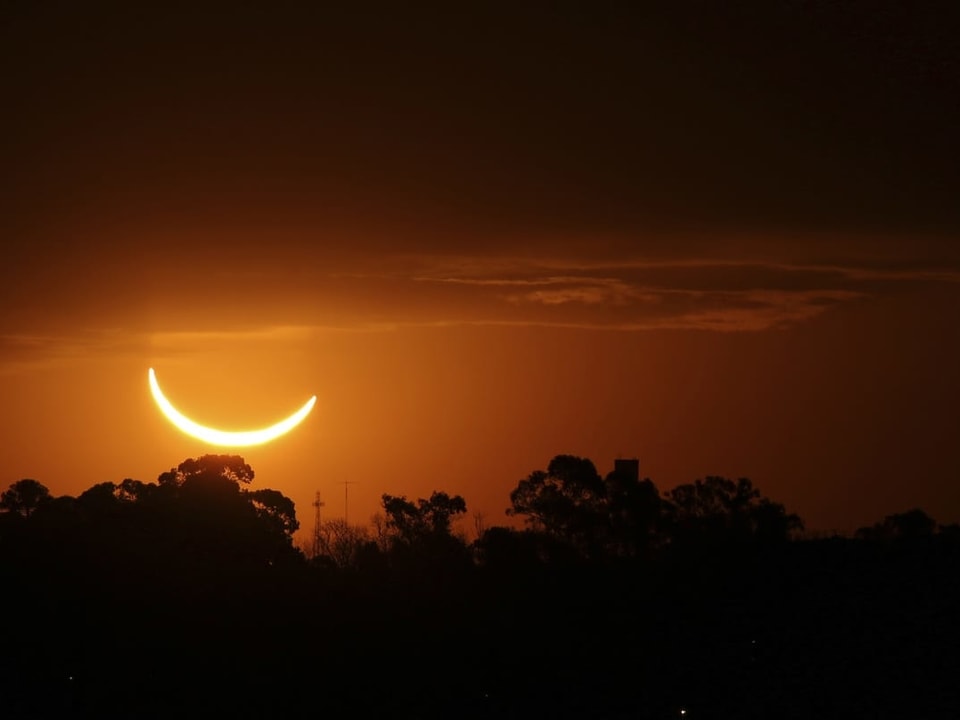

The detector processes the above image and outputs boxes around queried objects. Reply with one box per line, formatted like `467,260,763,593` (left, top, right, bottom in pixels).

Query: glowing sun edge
148,368,316,447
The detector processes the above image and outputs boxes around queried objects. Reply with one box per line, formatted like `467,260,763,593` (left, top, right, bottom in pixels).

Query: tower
339,481,358,525
311,491,325,558
614,458,640,483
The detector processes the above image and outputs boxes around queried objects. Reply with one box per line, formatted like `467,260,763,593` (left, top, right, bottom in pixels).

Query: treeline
1,454,958,718
312,454,955,572
6,453,951,576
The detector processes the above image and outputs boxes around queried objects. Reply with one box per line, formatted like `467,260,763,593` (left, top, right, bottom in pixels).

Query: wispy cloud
404,253,958,332
0,324,346,374
3,250,957,371
410,254,960,285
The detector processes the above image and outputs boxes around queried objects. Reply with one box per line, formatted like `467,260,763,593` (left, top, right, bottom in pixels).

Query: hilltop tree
0,478,52,517
146,455,301,564
158,455,255,488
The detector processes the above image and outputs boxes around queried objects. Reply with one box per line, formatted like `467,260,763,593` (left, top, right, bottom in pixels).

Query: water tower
614,458,639,483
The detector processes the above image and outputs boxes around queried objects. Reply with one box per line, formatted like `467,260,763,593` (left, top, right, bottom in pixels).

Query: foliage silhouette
666,475,804,548
0,478,51,517
382,491,468,541
856,507,937,542
158,454,256,487
1,453,958,718
507,455,609,559
380,491,471,572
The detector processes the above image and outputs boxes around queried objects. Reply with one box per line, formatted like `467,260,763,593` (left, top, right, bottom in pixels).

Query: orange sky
2,247,958,537
2,2,959,538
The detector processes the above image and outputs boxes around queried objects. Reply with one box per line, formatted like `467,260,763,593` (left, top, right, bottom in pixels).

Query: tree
379,491,470,570
158,455,257,524
158,455,255,488
149,455,300,565
116,478,155,503
507,455,667,559
666,476,802,545
0,478,52,517
604,464,667,558
507,460,803,559
315,518,370,568
244,488,299,537
856,508,936,542
507,455,606,549
382,491,468,545
77,481,121,517
474,525,549,570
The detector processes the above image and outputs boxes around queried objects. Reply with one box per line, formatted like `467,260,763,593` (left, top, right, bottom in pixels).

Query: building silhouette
614,458,639,483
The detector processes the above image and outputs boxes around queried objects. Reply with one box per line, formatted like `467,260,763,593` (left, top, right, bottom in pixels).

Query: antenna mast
311,491,325,558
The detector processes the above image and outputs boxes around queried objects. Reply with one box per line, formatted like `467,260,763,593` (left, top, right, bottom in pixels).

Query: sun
147,367,316,447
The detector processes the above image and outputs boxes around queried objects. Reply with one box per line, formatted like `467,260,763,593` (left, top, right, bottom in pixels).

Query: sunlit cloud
400,252,960,331
3,248,958,372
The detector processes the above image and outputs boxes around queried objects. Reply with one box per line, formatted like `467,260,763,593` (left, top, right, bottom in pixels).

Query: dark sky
2,1,959,533
4,2,959,238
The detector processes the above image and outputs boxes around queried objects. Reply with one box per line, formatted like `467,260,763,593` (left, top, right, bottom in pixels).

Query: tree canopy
505,456,803,561
0,478,51,517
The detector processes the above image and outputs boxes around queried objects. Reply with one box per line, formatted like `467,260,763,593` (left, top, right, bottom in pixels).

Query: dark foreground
2,536,958,719
1,458,958,718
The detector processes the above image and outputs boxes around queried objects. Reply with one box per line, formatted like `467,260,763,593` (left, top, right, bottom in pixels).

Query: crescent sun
148,367,316,447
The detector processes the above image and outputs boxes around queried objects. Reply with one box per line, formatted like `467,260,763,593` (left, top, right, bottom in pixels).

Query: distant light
680,710,687,716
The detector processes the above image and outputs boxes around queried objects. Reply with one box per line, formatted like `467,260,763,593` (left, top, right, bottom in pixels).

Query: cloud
406,254,957,332
3,251,957,372
0,325,334,374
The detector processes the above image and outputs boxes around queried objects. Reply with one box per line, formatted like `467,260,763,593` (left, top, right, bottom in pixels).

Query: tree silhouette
507,455,607,555
604,463,667,558
115,478,155,503
158,455,255,488
474,525,553,570
76,481,121,516
508,455,672,560
245,488,299,537
508,459,804,559
314,518,371,569
382,491,468,544
3,450,959,719
380,491,470,571
666,476,802,545
124,455,303,569
0,478,52,517
856,508,937,542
